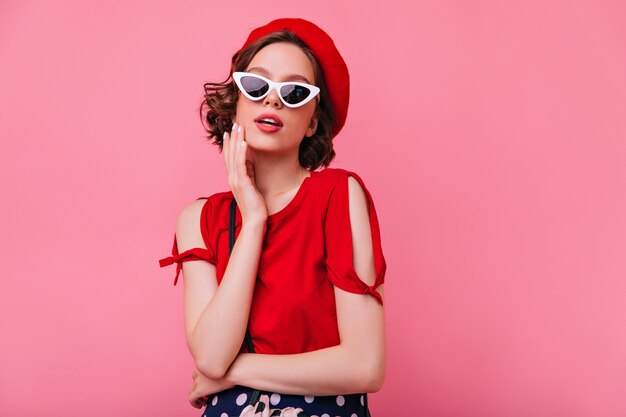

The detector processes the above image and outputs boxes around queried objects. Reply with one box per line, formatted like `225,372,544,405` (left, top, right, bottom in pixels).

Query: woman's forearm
189,220,266,379
223,345,383,396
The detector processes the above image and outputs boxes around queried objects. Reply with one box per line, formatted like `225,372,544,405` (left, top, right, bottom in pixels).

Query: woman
159,18,387,417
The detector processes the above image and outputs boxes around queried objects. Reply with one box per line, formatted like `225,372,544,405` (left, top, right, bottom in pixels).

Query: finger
225,131,235,180
239,403,256,416
280,407,302,417
222,130,229,167
261,394,272,417
232,122,242,185
237,127,248,181
230,122,239,172
188,393,202,409
251,394,269,417
225,123,234,175
234,121,243,161
196,395,208,409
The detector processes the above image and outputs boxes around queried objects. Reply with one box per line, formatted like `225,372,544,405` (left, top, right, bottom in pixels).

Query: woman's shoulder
315,166,362,183
315,167,371,192
203,190,244,228
174,191,232,227
196,191,235,218
178,191,229,212
202,190,233,204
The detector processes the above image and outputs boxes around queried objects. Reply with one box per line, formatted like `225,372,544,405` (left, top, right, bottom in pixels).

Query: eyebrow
246,66,312,84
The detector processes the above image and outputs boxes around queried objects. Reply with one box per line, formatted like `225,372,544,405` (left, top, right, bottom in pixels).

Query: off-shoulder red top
158,167,387,354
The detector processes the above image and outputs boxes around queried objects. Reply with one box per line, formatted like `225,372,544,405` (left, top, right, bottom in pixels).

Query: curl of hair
199,30,337,170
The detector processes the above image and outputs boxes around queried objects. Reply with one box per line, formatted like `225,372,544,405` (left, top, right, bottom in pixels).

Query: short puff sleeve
324,171,387,305
158,198,217,286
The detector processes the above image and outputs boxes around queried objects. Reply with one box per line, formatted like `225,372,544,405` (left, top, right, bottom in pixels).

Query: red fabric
158,195,217,285
233,18,350,139
158,167,386,354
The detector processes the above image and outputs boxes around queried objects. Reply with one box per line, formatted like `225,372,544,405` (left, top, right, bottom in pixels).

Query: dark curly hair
199,30,337,170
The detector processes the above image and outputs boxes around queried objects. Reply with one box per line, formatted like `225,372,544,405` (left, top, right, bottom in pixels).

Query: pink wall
1,1,625,416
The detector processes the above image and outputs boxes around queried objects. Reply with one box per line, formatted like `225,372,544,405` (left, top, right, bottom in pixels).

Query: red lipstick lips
254,113,283,133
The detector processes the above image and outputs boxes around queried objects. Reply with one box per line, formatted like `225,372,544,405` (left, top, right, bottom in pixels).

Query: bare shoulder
347,175,369,207
346,175,376,287
347,175,370,227
175,199,208,252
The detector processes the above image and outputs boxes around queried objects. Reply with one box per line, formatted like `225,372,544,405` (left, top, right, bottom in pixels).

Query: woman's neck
249,151,310,200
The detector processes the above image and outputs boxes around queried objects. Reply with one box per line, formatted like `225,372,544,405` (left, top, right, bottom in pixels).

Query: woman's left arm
223,176,386,396
224,290,384,396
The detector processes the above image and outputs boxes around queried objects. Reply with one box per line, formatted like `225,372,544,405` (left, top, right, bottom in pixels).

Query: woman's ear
305,113,319,137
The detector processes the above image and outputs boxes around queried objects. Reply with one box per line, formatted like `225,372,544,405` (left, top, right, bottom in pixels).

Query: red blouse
158,167,387,355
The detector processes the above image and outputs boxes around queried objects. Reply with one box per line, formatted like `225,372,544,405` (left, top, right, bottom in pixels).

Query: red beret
233,18,350,139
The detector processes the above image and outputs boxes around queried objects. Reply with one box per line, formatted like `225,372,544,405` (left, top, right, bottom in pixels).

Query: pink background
1,1,625,416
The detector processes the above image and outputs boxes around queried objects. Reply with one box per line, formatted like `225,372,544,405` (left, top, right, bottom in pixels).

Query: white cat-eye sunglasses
232,71,321,108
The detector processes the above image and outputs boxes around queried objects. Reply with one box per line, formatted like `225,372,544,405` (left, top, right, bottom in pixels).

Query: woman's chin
245,137,278,151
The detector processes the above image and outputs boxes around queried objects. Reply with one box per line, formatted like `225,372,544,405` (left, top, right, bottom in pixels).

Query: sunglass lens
280,84,311,105
240,76,269,98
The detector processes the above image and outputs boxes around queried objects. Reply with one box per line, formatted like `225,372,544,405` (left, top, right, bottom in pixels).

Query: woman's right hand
188,367,235,409
223,122,268,225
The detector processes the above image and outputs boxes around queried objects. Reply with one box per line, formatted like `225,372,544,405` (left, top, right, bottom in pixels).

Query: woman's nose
263,87,283,108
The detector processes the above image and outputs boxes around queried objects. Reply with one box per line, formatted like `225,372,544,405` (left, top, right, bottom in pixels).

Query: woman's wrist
241,216,267,233
224,353,247,386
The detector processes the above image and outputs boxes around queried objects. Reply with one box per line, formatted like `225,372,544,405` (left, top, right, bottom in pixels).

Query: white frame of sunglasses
232,71,321,108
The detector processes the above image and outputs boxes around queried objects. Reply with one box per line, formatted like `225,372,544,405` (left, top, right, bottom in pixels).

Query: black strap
229,199,255,353
229,199,262,407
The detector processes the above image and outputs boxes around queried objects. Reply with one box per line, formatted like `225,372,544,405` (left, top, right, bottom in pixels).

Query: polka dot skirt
202,385,370,417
